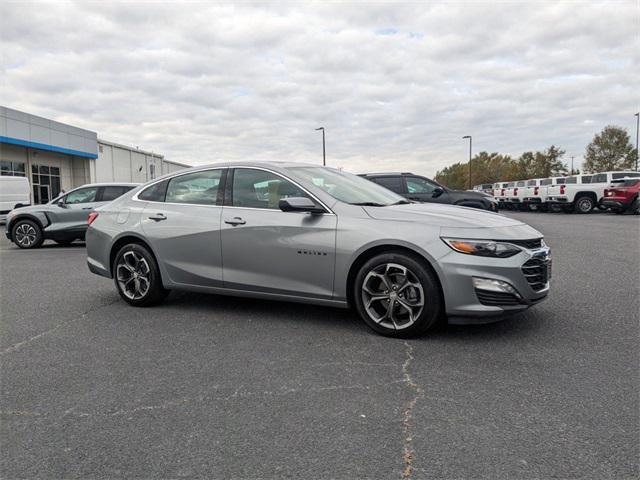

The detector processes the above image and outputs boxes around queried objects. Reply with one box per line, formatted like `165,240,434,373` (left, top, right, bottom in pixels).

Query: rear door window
370,176,404,193
166,169,223,205
100,186,133,202
138,180,169,202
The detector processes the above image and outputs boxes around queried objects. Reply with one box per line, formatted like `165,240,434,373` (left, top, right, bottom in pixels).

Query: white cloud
1,0,638,175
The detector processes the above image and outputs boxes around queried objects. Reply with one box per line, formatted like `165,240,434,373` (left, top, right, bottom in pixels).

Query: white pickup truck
505,180,527,210
493,182,509,208
521,178,546,211
546,171,640,213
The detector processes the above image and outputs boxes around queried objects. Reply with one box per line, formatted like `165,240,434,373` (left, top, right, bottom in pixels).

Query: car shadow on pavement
163,290,546,339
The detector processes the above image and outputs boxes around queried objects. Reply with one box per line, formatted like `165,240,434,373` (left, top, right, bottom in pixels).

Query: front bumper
439,245,551,324
601,198,630,209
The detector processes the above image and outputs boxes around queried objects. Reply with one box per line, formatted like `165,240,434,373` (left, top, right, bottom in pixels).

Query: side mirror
279,197,325,214
432,187,444,198
57,200,67,208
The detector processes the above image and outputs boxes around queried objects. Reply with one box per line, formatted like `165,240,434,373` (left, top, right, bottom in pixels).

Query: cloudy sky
1,1,638,175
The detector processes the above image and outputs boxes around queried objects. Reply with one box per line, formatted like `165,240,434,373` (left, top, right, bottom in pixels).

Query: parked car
359,172,498,211
5,182,138,248
493,182,509,208
522,178,546,211
547,171,640,213
86,162,550,338
473,183,494,194
602,178,640,214
0,176,30,223
505,180,528,210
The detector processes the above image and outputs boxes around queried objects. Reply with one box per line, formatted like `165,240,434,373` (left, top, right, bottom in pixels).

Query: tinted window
517,181,526,187
371,177,404,193
612,172,640,179
565,176,577,184
232,168,309,209
166,170,222,205
591,174,607,183
527,180,537,186
101,186,132,202
506,182,515,187
540,178,551,186
555,178,566,185
406,176,437,194
65,187,98,204
581,175,592,184
139,180,169,202
614,179,639,187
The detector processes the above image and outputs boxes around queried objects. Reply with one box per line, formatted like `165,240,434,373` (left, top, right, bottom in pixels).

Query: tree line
434,125,638,190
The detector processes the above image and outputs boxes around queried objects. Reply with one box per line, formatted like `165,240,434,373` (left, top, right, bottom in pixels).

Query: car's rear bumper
522,197,542,203
601,199,630,209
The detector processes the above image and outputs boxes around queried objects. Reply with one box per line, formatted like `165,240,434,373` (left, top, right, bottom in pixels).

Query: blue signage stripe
0,135,98,159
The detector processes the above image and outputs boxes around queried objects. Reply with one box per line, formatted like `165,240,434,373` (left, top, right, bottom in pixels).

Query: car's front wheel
11,219,43,249
354,252,442,337
113,243,169,307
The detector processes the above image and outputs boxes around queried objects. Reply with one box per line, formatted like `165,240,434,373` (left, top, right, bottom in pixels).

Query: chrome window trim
133,165,336,215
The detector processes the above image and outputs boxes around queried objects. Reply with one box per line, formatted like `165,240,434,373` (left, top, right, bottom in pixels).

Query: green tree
583,125,637,173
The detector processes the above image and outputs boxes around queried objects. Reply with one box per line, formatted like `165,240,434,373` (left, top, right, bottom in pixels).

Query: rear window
612,172,640,179
540,178,551,186
581,175,592,184
506,182,515,187
613,179,640,187
371,176,404,193
555,178,566,185
565,176,578,184
526,180,537,186
100,186,134,202
517,181,526,187
591,173,607,183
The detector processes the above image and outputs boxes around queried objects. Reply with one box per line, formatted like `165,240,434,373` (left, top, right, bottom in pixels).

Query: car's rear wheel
11,219,43,249
574,196,595,213
631,197,640,215
354,252,442,337
113,243,168,307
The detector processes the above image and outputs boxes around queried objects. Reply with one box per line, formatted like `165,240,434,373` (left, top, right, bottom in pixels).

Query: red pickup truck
602,178,640,214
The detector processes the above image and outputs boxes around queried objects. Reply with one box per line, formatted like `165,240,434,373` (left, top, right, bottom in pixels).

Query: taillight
87,212,99,225
514,187,518,195
534,186,539,195
560,185,566,194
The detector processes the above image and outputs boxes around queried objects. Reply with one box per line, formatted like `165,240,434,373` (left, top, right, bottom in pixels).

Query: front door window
232,168,310,209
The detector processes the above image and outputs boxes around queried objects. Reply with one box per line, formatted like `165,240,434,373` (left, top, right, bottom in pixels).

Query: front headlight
441,238,522,258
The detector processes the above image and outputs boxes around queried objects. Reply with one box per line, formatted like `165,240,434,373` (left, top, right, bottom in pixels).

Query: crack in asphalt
0,297,120,356
401,341,424,480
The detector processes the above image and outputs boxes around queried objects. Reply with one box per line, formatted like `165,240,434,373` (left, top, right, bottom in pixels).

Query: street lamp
635,113,639,171
315,127,326,166
462,135,472,188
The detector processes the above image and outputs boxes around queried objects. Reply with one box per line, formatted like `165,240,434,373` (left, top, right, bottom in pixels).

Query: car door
141,168,225,288
405,176,449,204
49,185,100,231
220,167,337,299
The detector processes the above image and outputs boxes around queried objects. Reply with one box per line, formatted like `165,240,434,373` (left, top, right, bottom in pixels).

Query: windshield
290,167,407,206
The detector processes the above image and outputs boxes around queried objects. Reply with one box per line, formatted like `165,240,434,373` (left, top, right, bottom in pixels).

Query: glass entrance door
38,185,50,204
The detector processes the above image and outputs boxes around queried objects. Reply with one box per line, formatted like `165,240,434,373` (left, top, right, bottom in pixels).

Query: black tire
631,198,640,215
613,208,625,215
353,251,442,338
574,195,595,214
562,205,573,214
113,243,169,307
11,219,44,249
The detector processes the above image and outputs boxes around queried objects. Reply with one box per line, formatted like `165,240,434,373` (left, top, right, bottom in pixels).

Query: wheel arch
345,243,445,311
109,234,161,278
575,191,597,202
7,213,47,234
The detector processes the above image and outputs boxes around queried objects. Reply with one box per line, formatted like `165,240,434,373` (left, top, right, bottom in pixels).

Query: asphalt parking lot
1,211,638,479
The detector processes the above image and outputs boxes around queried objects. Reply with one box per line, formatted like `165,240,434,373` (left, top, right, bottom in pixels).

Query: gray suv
86,163,550,337
5,183,138,249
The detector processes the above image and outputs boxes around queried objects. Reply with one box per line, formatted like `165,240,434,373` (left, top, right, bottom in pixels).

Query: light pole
571,156,574,174
462,135,472,188
315,127,326,166
635,113,639,171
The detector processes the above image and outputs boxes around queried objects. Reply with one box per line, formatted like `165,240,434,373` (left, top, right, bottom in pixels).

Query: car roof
75,182,141,188
359,172,414,177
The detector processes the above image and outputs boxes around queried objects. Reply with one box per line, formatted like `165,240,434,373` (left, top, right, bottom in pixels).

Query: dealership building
0,106,189,204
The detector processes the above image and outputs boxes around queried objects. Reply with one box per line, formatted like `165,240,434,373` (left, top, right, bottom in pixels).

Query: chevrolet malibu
86,162,551,337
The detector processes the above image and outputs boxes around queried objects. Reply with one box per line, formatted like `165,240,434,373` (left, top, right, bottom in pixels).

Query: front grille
521,257,551,291
475,290,522,306
508,238,543,249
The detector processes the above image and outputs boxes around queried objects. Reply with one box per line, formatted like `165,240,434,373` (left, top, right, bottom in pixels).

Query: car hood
363,203,543,239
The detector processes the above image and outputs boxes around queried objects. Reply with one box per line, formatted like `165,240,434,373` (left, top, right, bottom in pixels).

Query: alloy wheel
14,223,37,247
577,198,593,212
361,263,424,330
116,251,151,300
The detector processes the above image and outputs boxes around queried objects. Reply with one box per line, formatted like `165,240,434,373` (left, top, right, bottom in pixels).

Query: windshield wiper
350,202,386,207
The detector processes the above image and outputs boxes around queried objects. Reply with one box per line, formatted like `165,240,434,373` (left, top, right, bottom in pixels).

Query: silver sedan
86,162,551,337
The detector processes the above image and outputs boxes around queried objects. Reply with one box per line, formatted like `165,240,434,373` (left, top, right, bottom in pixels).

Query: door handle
224,217,246,226
148,213,167,221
